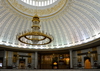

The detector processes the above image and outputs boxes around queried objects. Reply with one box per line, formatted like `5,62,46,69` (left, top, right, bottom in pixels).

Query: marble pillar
3,51,7,69
70,50,73,68
34,52,38,69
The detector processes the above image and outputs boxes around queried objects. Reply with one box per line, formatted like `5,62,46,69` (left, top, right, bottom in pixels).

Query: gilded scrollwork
7,0,67,17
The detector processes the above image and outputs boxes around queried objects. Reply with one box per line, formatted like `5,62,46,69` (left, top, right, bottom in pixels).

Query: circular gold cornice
6,0,68,18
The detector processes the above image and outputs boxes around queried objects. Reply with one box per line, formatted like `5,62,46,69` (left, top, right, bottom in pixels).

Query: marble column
3,51,7,69
8,51,13,66
97,46,100,63
70,50,73,68
34,52,38,69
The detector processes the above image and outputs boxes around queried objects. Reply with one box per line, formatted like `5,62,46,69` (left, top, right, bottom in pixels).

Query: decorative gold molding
92,47,97,51
12,52,18,63
6,0,67,18
77,50,82,62
92,47,98,61
28,53,32,64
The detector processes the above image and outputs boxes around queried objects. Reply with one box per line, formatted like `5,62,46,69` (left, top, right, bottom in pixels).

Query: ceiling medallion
7,0,67,18
17,14,53,45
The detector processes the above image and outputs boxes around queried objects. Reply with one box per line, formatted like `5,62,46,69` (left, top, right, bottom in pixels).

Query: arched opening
84,57,91,69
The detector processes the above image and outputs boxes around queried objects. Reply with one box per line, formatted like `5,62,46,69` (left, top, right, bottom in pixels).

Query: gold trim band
6,0,68,18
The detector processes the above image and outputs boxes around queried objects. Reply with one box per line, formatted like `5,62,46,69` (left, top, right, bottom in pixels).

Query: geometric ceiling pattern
7,0,66,17
0,0,100,50
21,0,58,6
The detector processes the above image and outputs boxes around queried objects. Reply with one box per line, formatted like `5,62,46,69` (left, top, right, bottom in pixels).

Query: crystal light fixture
17,14,53,45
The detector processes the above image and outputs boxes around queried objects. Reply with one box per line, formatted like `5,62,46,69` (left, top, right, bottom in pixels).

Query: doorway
19,59,25,69
84,57,91,69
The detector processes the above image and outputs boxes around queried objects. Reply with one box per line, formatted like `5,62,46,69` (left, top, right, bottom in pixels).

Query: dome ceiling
7,0,67,17
21,0,58,6
0,0,100,50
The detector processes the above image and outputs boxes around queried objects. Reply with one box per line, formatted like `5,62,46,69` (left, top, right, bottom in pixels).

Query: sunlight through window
21,0,58,6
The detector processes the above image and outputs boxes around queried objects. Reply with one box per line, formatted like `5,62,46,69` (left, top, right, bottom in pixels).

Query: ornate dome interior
0,0,100,51
21,0,58,6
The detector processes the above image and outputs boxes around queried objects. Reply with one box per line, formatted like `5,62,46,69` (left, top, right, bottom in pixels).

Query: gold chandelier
17,14,53,45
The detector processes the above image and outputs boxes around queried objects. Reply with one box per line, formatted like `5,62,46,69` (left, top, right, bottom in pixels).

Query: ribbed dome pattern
0,0,100,50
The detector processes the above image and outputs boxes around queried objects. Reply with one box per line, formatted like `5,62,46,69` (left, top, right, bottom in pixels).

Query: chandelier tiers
17,15,53,45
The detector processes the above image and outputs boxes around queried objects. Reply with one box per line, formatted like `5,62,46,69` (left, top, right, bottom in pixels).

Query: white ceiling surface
0,0,100,50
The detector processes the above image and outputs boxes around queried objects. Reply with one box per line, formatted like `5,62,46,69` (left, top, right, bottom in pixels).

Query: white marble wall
7,51,13,66
72,47,99,69
5,51,35,69
31,53,35,69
